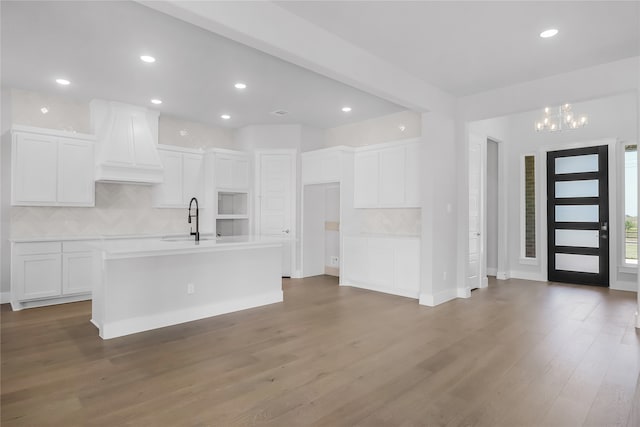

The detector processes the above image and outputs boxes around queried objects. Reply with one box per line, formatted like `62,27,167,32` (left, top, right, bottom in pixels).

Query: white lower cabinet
342,235,420,298
12,241,94,310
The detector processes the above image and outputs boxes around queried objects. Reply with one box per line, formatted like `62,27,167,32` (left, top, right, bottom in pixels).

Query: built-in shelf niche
216,191,249,236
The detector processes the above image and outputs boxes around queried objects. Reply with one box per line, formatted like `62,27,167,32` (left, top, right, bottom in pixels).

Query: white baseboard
0,292,10,304
419,288,458,307
341,281,418,300
496,271,509,280
457,287,471,299
100,290,283,339
610,281,638,292
487,267,498,276
10,293,91,311
291,270,303,279
481,276,489,288
509,270,545,282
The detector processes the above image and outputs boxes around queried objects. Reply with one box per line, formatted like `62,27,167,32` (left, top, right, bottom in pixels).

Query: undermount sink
160,236,217,242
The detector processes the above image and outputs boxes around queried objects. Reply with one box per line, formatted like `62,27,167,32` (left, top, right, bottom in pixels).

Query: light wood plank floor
1,276,639,426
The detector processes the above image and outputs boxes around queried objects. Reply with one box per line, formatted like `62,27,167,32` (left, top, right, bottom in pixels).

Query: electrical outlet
330,256,339,266
187,283,195,294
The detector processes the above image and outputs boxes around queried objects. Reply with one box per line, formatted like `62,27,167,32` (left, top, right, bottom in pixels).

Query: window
521,154,536,260
624,144,637,265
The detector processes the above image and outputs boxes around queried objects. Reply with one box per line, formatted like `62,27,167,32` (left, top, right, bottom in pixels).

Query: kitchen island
91,236,283,339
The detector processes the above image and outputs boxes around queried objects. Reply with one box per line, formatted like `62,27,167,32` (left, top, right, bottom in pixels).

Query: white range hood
90,100,164,184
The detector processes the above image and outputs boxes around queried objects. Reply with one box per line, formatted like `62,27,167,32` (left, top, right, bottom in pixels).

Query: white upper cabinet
354,151,379,207
11,127,95,207
214,152,250,190
152,145,203,208
353,139,421,208
302,149,342,184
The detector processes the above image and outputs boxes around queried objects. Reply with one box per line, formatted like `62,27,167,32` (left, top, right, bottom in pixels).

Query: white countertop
92,235,285,260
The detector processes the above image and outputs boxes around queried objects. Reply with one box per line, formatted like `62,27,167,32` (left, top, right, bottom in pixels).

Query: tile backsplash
10,183,192,238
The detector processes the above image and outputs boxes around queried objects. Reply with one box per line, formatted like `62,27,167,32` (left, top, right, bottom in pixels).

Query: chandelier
535,103,588,132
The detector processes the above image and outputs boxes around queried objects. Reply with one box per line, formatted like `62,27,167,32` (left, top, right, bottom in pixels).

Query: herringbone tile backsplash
11,183,191,238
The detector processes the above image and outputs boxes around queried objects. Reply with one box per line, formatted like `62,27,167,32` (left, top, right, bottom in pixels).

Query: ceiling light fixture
539,28,559,38
140,55,156,63
342,106,352,112
55,78,70,86
150,99,162,105
234,82,247,89
220,114,231,120
40,106,49,114
535,103,588,132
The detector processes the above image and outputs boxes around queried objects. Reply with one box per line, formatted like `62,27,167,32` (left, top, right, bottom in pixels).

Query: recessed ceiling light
140,55,156,63
40,106,49,114
55,78,70,86
342,106,352,112
234,82,247,89
540,28,559,38
150,99,162,105
220,114,231,120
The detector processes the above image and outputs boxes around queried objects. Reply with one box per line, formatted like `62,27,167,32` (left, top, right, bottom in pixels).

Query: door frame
538,138,617,285
467,132,508,294
254,149,297,276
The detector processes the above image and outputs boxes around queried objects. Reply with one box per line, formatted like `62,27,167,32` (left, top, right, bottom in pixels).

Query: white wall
486,140,499,273
420,112,459,305
325,110,421,147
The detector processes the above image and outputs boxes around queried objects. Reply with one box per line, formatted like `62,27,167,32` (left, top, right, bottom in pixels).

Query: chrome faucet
187,197,199,242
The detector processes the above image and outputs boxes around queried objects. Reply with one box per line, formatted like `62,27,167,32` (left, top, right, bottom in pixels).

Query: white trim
457,287,471,298
519,257,539,265
99,290,283,339
509,270,546,282
10,293,91,311
610,281,637,292
487,267,498,276
351,137,422,152
419,288,458,307
496,271,509,280
11,124,95,141
341,281,418,300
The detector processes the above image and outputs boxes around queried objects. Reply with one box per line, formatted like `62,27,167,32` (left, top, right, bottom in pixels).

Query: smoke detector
271,109,289,116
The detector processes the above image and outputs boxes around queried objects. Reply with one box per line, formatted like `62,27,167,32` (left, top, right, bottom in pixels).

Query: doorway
546,145,609,286
302,183,340,278
486,140,499,277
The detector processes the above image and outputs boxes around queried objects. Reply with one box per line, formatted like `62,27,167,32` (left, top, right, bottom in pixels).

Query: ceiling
276,1,640,96
0,1,405,129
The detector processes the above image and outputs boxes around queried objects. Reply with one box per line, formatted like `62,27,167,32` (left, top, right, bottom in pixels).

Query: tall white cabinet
354,139,421,208
11,126,95,207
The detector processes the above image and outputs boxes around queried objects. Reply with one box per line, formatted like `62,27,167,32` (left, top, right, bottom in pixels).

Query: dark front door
547,145,609,287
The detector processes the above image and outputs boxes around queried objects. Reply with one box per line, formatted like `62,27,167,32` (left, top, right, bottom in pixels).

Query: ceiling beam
137,0,455,116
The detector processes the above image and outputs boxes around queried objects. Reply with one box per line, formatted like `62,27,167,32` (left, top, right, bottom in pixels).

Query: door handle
283,229,290,234
601,221,608,232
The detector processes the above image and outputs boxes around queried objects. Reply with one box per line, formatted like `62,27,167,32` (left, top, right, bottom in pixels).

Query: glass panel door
547,145,609,286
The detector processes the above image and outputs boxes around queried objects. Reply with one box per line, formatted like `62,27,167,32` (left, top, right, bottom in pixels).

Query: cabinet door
354,151,379,207
405,144,421,207
154,150,183,207
215,156,234,189
232,158,250,189
182,153,203,202
62,252,94,295
13,133,58,204
343,236,369,283
58,139,94,205
13,254,62,300
379,148,405,206
395,239,420,295
367,238,395,287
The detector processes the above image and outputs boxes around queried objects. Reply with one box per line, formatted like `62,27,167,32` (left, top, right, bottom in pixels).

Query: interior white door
468,134,486,290
257,151,295,277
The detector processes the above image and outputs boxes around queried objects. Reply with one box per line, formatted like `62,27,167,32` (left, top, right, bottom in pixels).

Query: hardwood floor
1,276,638,426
